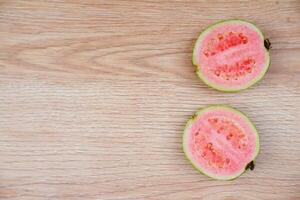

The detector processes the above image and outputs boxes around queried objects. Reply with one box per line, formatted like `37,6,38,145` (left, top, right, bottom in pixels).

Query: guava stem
264,39,271,50
245,161,255,171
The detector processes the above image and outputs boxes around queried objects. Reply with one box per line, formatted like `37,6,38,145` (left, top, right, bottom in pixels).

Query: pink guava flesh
184,106,259,179
194,20,269,91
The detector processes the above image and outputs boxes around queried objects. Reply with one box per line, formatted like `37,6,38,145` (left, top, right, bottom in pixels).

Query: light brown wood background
0,1,300,199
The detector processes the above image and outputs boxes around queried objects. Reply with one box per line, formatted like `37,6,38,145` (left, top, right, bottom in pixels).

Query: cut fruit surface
193,19,270,92
183,105,260,180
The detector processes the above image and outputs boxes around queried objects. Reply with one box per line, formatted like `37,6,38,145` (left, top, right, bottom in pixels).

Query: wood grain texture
0,0,300,199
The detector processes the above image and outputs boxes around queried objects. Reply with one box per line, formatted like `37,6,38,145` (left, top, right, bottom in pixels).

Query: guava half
183,105,260,180
193,19,271,92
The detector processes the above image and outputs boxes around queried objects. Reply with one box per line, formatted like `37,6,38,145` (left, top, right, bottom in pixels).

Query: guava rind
182,105,260,180
192,19,270,92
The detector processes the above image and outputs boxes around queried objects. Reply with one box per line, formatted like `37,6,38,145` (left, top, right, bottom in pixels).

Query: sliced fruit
183,105,260,180
193,19,271,92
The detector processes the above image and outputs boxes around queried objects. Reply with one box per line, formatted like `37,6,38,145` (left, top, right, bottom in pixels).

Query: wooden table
1,1,299,199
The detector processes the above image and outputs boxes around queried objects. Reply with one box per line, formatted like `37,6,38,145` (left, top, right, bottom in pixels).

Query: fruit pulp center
203,32,248,57
203,32,255,80
197,24,266,87
189,115,254,174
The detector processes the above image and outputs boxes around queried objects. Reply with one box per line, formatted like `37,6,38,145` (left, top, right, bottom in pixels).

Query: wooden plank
0,1,299,199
